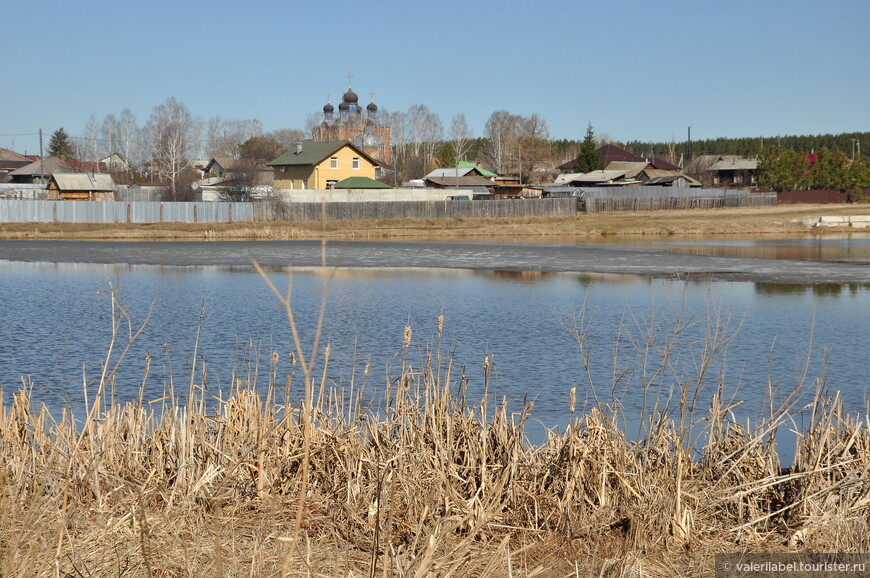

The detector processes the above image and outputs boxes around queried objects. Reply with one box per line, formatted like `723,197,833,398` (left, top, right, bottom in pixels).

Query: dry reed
0,279,867,577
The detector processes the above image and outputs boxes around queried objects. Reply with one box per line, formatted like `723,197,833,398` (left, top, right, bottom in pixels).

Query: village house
99,153,133,172
0,148,33,181
268,141,380,191
557,144,683,173
698,155,758,187
6,156,78,184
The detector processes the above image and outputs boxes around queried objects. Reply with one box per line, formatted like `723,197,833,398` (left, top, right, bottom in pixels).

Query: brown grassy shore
2,204,869,240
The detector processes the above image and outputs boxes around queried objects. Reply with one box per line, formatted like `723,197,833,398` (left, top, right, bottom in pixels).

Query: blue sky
3,0,868,156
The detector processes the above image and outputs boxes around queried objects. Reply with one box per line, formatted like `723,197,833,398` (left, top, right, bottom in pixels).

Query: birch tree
79,114,100,164
450,113,472,162
118,108,139,174
100,114,121,160
141,97,195,199
483,110,521,174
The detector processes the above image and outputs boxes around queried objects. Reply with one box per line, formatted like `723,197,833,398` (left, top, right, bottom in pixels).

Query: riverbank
2,204,869,240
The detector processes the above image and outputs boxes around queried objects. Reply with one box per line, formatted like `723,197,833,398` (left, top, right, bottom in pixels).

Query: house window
352,157,360,170
330,157,338,169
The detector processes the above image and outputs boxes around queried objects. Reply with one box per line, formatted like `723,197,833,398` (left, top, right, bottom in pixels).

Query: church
312,80,392,166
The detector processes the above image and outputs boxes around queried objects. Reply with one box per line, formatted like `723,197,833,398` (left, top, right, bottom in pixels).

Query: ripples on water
1,256,868,460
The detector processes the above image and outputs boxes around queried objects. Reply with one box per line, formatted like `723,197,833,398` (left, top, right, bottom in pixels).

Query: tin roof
425,175,494,188
51,173,115,191
425,166,476,179
709,157,758,171
9,156,78,176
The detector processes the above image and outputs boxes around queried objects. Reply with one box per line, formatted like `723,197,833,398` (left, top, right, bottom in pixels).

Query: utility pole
687,126,692,161
39,129,44,185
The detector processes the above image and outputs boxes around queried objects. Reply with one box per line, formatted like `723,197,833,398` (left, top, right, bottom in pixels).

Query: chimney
295,142,303,155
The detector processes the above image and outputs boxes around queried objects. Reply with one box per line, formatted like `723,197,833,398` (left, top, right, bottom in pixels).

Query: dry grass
2,204,870,241
1,276,868,577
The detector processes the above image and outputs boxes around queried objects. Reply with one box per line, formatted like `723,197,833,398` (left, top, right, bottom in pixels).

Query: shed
48,173,116,201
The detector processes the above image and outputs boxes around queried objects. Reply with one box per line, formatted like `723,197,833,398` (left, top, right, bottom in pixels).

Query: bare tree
77,114,101,165
483,110,521,174
101,114,121,160
518,113,552,183
269,128,307,150
118,108,138,173
205,117,264,158
450,113,472,162
381,108,409,185
305,113,324,139
407,104,442,174
140,97,196,200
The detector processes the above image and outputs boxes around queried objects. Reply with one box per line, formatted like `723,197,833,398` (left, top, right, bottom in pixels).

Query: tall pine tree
575,122,602,173
48,128,75,159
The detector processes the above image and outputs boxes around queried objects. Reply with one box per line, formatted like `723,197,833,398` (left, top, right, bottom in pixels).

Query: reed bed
1,279,868,577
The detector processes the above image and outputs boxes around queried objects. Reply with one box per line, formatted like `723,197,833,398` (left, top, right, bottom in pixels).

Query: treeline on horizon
610,131,869,161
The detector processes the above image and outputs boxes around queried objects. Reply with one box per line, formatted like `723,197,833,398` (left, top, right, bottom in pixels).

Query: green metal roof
269,140,380,167
333,176,391,189
458,161,497,177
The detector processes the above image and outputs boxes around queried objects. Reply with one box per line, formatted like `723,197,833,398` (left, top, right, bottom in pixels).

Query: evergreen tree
48,128,75,159
846,161,870,191
809,148,848,190
575,122,602,173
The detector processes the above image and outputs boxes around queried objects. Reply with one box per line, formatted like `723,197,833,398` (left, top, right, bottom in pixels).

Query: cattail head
403,324,412,349
363,360,370,376
569,386,576,414
437,314,444,335
289,351,297,366
271,351,279,364
483,354,490,373
324,343,331,360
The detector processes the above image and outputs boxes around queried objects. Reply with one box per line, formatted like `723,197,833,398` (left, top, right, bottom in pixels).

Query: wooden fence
582,191,777,213
254,197,578,221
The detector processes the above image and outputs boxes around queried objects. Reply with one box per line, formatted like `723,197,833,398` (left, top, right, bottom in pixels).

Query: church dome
343,88,359,105
338,101,349,111
323,102,334,113
366,101,378,113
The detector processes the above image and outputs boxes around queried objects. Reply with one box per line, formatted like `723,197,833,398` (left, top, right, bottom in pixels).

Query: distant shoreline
1,204,869,241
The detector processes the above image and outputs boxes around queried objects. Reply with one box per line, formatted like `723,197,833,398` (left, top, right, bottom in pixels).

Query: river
1,236,868,459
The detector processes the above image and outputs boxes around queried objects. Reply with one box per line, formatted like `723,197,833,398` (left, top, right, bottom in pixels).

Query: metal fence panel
0,200,258,224
129,202,162,223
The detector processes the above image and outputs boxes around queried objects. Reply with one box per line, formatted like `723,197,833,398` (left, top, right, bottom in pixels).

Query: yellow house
268,140,380,190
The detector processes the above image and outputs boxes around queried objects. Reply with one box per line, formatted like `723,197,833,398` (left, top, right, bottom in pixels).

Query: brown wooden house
48,173,116,201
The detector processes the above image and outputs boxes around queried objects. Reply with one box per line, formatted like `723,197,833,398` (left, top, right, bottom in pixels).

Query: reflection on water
649,236,870,264
1,241,869,464
755,282,869,296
